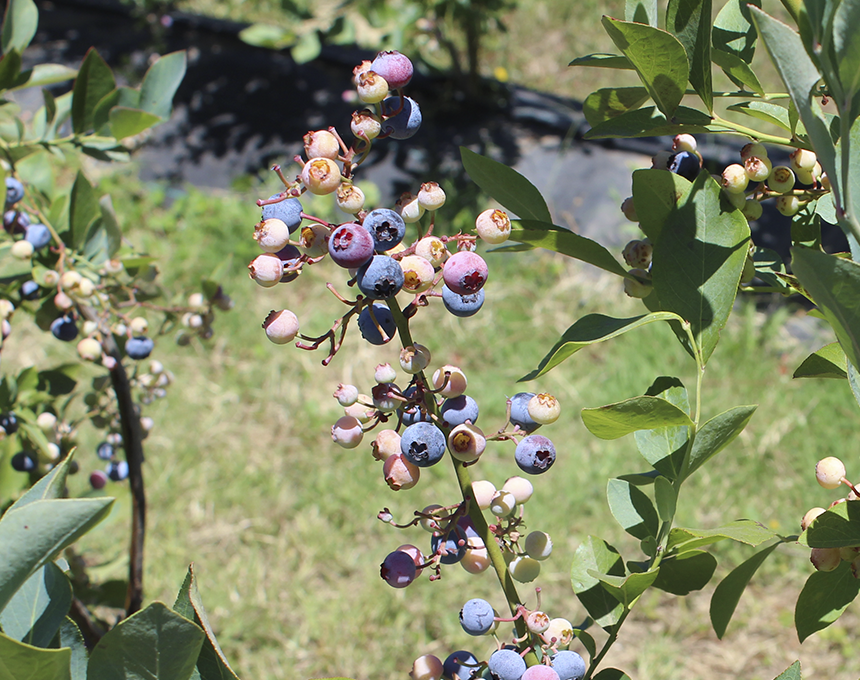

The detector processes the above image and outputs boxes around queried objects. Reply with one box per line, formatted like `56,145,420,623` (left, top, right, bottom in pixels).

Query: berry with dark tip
11,451,36,472
50,315,78,342
96,441,115,460
328,222,375,268
357,301,397,345
20,280,40,300
24,223,51,249
442,251,488,296
0,412,19,434
441,285,485,318
668,150,701,181
362,208,406,251
401,421,447,467
5,177,24,205
509,392,540,433
440,395,479,427
442,651,479,680
370,50,413,89
125,336,154,360
488,649,527,680
380,549,417,588
515,434,556,474
381,96,422,139
551,651,586,680
356,254,404,299
459,598,495,636
106,460,129,481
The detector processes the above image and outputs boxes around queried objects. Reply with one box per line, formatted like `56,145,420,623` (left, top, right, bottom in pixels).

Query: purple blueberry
488,649,527,680
50,315,78,342
401,421,446,467
370,50,413,89
551,651,586,680
442,651,479,680
24,223,51,249
90,469,108,489
106,460,129,481
515,434,556,474
357,301,397,345
440,395,479,427
261,195,303,232
356,254,404,300
362,208,406,251
125,336,154,360
668,150,701,181
380,550,417,588
441,285,485,317
460,598,495,636
5,177,24,205
11,451,36,472
381,96,422,140
3,210,29,234
442,251,488,296
328,222,375,268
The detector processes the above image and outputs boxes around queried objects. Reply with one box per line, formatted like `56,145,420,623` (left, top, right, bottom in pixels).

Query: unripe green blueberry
77,337,102,361
721,164,749,194
419,504,449,533
790,148,817,172
248,253,284,287
372,428,401,460
344,396,375,423
254,218,292,253
418,182,446,211
526,610,551,634
724,189,746,210
76,278,96,298
412,654,444,680
373,364,396,385
336,184,365,214
460,536,491,574
820,170,831,191
620,196,638,222
103,259,123,275
263,309,299,344
800,507,824,530
350,109,382,140
816,456,846,489
740,142,768,161
0,300,14,319
182,312,204,329
54,291,74,310
776,195,801,216
741,198,763,221
397,193,425,223
356,70,390,103
301,158,342,195
673,133,697,152
840,546,860,562
400,255,436,294
303,129,340,160
81,320,99,336
11,240,33,259
527,393,560,424
471,479,497,510
767,166,796,193
810,547,841,572
130,317,149,334
447,423,486,463
544,617,574,648
795,167,816,186
60,271,82,289
490,489,517,517
475,208,511,244
623,269,652,298
501,475,533,504
744,155,771,182
298,224,330,257
400,343,431,374
36,412,57,431
372,382,400,412
415,236,449,267
524,531,553,560
432,365,468,398
331,415,364,448
383,453,420,490
509,555,541,583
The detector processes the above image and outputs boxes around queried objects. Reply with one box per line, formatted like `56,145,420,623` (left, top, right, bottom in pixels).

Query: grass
5,159,848,679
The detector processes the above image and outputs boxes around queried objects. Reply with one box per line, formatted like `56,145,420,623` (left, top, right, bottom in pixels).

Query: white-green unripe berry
140,416,154,432
298,224,330,256
344,396,375,423
527,393,561,425
336,184,365,214
673,133,697,152
490,489,517,517
419,504,448,533
398,193,425,223
60,271,82,289
76,278,96,298
475,208,511,245
400,343,431,374
509,555,541,583
447,423,486,463
46,443,61,461
742,198,763,221
767,166,796,194
623,269,652,298
801,506,826,531
544,618,574,648
301,158,342,195
620,196,638,222
744,155,771,182
501,476,533,504
417,182,446,211
356,70,389,103
36,412,57,431
263,309,300,344
188,292,207,310
816,456,846,489
82,320,99,337
790,148,817,171
0,300,14,319
304,129,340,161
350,109,382,140
432,365,467,397
130,317,149,334
526,610,550,634
254,218,292,253
776,195,801,216
77,337,102,361
11,240,33,259
415,236,449,267
471,479,497,510
333,383,359,407
54,291,74,311
331,415,364,448
740,142,768,161
724,189,746,210
524,531,553,561
374,363,398,384
248,253,284,287
721,163,749,194
460,536,490,574
810,547,841,572
400,255,436,294
372,428,401,460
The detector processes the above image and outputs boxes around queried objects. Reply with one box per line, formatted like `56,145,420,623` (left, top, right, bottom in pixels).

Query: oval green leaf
583,87,650,126
710,542,780,638
795,562,860,642
607,478,660,540
582,395,693,440
793,342,848,379
460,148,551,222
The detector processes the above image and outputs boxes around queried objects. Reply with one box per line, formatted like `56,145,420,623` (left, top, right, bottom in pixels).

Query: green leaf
16,148,54,198
36,365,79,398
653,475,676,521
593,670,632,680
573,629,597,660
795,561,860,641
173,565,241,680
60,618,88,680
791,248,860,373
570,536,625,631
591,567,659,607
0,48,22,91
138,51,186,120
71,48,115,134
87,602,205,680
81,194,122,264
569,53,633,69
712,51,765,96
710,542,780,638
626,0,657,25
685,405,757,479
672,520,780,552
92,86,140,135
712,0,760,64
0,497,113,612
109,107,162,140
68,170,99,249
666,0,713,112
750,8,839,211
794,342,848,379
582,395,693,440
6,453,77,514
0,562,71,647
1,0,38,55
651,549,716,595
583,87,650,126
801,501,860,548
606,478,660,540
238,23,294,50
521,312,682,381
584,104,717,139
601,17,689,119
0,631,71,680
774,661,801,680
832,0,860,107
291,31,321,64
7,63,77,92
511,221,631,277
726,99,790,130
460,148,552,222
641,170,750,363
634,376,689,479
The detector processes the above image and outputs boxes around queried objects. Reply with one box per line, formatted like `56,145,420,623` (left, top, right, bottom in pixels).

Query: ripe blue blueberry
20,280,40,300
509,392,540,433
668,150,701,181
459,598,495,636
399,385,431,425
3,209,29,234
441,285,485,318
5,177,24,205
515,434,556,474
24,223,51,249
356,254,404,299
401,421,446,467
488,649,527,680
431,525,468,564
261,195,303,232
106,460,129,481
440,395,479,427
0,412,19,434
456,515,480,540
125,336,154,360
362,208,406,251
50,315,78,342
96,441,115,460
381,96,422,139
328,222,375,268
551,651,586,680
357,301,397,345
11,451,36,472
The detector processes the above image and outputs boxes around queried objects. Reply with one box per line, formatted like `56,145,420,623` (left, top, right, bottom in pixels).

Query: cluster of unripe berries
803,456,860,574
249,52,512,358
618,134,828,298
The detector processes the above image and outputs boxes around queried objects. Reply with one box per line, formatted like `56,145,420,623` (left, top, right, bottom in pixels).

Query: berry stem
709,115,799,148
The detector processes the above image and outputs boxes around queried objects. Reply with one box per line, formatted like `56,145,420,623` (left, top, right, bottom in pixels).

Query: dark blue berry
20,280,40,300
96,441,115,460
441,285,485,318
668,151,701,181
381,96,422,140
400,421,446,467
431,525,468,565
509,392,540,433
356,255,404,300
261,195,303,232
11,451,36,472
515,434,556,474
440,395,479,428
50,316,78,342
357,302,397,345
362,208,406,251
460,598,495,636
399,385,432,425
125,336,154,360
442,651,479,680
3,210,29,235
5,177,24,205
0,412,19,434
24,223,51,250
106,460,129,481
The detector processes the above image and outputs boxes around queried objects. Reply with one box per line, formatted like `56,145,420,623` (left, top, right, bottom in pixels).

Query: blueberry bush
4,0,860,678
